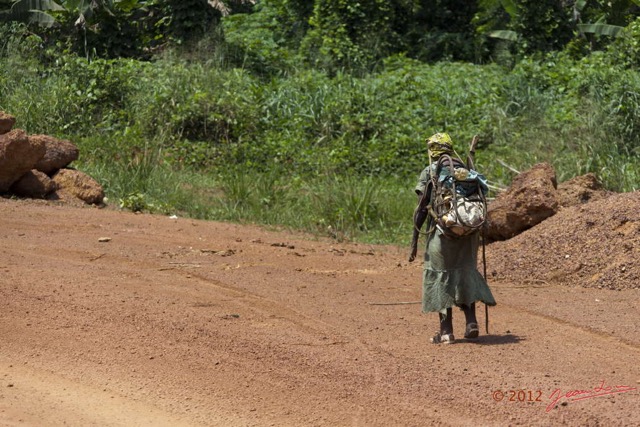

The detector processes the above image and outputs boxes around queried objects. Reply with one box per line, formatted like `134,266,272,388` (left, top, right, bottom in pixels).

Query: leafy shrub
3,24,640,246
121,59,262,168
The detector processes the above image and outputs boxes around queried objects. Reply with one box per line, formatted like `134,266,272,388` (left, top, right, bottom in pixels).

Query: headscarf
427,132,454,160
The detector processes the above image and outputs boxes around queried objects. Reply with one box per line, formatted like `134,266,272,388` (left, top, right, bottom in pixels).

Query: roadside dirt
1,193,639,426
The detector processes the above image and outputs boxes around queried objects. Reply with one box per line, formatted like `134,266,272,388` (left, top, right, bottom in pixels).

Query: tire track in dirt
0,357,199,427
2,198,640,426
101,254,464,425
167,260,640,426
0,215,474,425
497,298,640,350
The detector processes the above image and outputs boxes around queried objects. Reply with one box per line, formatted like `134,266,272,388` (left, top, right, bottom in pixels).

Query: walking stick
468,135,489,334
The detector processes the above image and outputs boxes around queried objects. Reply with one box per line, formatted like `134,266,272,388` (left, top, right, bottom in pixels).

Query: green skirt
422,228,496,313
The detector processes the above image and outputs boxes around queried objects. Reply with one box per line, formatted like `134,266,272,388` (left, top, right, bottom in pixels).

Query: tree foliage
0,0,255,59
3,0,640,64
298,1,399,73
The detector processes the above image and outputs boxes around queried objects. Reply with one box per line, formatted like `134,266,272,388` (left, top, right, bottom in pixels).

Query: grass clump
1,22,639,245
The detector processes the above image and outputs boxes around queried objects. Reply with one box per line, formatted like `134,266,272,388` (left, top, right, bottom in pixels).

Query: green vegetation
1,1,640,246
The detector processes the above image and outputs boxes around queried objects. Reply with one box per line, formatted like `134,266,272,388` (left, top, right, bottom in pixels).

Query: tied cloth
427,132,455,160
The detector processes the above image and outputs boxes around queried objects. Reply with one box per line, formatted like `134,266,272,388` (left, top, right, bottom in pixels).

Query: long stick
467,135,490,334
467,135,479,170
496,158,520,174
368,301,421,306
482,231,489,334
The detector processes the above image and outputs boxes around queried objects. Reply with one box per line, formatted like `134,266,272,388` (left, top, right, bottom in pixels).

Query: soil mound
486,162,558,241
486,191,639,290
0,111,103,205
556,172,612,207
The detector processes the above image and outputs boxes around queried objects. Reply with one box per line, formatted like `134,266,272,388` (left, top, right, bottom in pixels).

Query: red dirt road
1,197,639,426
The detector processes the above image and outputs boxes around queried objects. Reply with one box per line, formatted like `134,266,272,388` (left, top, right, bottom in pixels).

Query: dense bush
1,20,639,244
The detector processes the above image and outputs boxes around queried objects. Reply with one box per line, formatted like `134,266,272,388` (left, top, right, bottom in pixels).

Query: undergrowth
1,23,639,245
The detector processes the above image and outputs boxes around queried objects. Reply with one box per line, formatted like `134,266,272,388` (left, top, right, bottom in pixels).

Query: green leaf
578,23,624,38
7,0,64,26
64,0,94,15
574,0,587,13
25,8,56,25
499,0,518,19
114,0,140,13
10,0,64,13
488,30,519,42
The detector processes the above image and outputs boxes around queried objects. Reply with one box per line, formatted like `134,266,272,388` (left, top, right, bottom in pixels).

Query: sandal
464,322,479,339
430,332,455,344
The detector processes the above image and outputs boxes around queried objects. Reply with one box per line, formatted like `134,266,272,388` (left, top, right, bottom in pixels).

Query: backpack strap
429,154,461,223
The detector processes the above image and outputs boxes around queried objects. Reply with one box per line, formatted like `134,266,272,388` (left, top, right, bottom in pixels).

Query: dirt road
1,197,639,426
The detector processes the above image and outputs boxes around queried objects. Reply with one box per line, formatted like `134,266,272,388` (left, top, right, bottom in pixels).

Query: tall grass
1,22,639,245
200,170,414,244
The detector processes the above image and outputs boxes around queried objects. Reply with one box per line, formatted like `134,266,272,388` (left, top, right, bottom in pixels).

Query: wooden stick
486,184,506,192
469,135,479,155
467,135,479,169
368,301,421,306
497,158,521,174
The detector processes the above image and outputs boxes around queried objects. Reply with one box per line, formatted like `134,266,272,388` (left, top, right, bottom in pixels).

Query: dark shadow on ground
460,334,524,345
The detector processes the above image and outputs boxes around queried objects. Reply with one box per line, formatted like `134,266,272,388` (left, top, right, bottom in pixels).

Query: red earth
1,193,639,426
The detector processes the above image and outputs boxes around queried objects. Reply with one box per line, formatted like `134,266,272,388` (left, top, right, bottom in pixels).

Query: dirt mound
486,163,558,241
0,111,103,205
556,172,612,208
487,190,639,290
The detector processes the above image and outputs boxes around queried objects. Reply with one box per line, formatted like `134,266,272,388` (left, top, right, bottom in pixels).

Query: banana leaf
578,23,624,37
488,30,518,42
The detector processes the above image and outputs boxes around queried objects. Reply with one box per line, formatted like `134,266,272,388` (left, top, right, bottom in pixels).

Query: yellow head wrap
427,132,454,160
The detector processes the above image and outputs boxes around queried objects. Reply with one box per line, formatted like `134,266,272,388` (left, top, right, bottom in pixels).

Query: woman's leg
462,303,479,339
431,307,454,344
440,307,453,335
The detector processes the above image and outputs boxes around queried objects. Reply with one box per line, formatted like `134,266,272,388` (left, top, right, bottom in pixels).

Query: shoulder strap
435,154,465,175
430,154,467,204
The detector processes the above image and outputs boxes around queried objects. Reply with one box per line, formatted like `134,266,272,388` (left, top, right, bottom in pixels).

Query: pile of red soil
486,191,639,290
